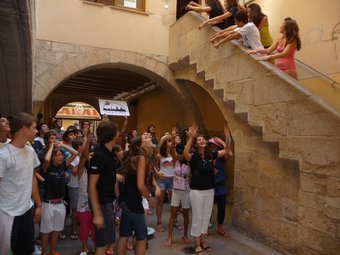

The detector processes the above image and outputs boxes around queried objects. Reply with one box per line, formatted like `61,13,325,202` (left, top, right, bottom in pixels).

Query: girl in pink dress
249,17,301,79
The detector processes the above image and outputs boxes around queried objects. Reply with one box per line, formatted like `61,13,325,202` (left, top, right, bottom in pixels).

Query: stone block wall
169,12,340,255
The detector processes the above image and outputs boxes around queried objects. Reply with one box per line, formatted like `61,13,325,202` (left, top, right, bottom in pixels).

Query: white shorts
171,189,190,209
40,202,66,233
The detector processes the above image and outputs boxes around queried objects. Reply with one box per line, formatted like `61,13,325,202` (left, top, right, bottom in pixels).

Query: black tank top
119,168,144,214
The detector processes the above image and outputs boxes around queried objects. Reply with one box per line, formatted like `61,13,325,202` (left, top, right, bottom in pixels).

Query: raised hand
102,114,109,122
171,127,178,138
187,123,198,139
224,123,231,138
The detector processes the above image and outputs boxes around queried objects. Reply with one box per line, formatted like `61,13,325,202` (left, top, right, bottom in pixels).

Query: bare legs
41,231,60,255
117,236,147,255
165,206,190,246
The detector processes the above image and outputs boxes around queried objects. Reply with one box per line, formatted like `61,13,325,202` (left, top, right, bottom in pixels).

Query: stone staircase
168,11,340,255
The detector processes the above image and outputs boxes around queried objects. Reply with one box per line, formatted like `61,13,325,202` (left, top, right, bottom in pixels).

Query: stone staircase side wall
168,12,340,255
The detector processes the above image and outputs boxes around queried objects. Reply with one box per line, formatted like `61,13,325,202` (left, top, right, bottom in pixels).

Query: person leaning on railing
248,17,301,79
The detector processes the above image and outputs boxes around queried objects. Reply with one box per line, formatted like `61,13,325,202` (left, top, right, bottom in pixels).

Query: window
115,0,145,11
92,0,145,12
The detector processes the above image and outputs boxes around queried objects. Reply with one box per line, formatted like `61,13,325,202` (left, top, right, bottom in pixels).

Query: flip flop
69,234,79,240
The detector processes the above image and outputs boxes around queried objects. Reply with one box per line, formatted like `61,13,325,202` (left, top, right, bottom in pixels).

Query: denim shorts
157,177,173,191
94,203,115,248
119,202,147,241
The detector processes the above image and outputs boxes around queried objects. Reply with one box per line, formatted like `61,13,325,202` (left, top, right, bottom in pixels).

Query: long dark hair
120,136,148,176
248,3,265,28
207,0,224,13
283,17,301,51
225,0,238,10
192,135,212,158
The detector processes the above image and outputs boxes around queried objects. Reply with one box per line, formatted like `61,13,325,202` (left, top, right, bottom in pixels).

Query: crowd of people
0,1,303,255
186,0,302,79
0,113,232,255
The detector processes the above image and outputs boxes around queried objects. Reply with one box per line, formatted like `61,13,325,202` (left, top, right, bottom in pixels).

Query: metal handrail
295,58,340,89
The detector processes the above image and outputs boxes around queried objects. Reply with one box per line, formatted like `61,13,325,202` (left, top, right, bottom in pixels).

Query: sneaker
34,245,42,255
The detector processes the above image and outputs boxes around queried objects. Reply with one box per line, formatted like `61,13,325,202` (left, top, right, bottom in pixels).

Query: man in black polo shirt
88,121,119,255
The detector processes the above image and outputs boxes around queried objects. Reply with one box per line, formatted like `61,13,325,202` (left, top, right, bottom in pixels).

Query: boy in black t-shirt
89,121,124,255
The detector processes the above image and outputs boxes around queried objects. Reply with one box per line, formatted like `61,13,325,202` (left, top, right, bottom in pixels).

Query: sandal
194,245,204,255
59,233,66,240
157,223,164,232
201,242,212,252
70,234,79,240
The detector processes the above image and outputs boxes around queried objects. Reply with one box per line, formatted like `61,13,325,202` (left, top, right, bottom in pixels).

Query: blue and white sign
98,99,130,116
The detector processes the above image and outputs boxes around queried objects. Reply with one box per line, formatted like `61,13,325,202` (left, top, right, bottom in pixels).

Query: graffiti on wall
304,22,340,60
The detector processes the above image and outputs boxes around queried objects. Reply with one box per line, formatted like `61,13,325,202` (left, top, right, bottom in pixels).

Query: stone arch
173,67,243,135
34,46,182,102
33,42,205,126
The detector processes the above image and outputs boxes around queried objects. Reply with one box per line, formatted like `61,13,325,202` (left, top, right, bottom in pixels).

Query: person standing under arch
183,123,232,255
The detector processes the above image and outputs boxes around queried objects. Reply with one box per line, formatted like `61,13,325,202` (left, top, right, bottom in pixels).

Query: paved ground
37,201,281,255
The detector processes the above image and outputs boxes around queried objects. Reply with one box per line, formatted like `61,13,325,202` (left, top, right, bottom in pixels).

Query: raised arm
42,143,54,172
170,127,178,161
78,132,92,179
59,143,78,167
121,116,128,134
216,123,233,158
183,123,198,161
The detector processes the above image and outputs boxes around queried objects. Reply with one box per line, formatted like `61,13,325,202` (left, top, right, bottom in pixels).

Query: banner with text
98,99,130,116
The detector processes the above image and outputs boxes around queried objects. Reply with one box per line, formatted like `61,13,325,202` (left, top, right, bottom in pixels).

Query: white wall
35,0,176,56
256,0,340,76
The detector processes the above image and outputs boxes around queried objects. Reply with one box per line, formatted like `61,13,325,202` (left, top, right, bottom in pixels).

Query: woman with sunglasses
183,123,232,255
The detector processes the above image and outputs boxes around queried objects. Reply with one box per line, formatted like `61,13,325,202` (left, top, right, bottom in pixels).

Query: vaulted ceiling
52,68,152,100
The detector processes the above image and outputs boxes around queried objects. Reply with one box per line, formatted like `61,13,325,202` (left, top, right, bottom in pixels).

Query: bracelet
36,205,42,208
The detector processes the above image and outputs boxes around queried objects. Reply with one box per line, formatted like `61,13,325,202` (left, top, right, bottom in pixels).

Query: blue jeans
94,203,115,247
119,202,147,241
